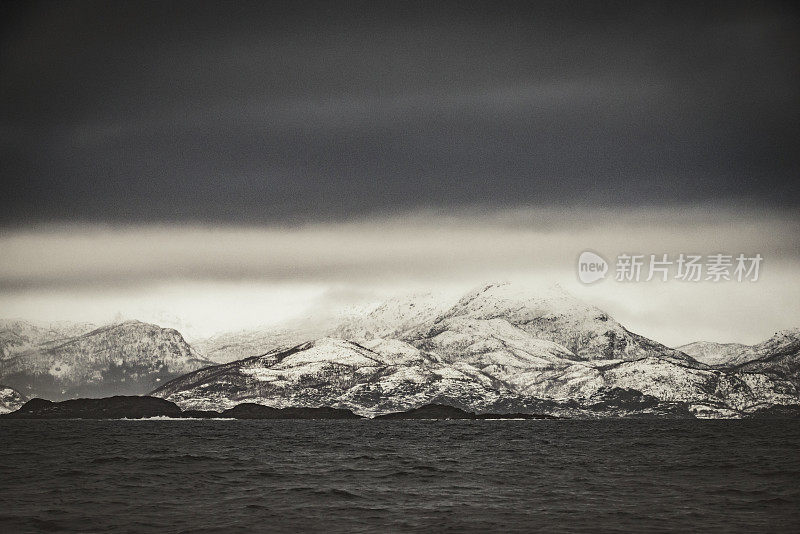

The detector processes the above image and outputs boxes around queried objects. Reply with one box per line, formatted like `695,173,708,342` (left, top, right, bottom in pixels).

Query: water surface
1,419,798,533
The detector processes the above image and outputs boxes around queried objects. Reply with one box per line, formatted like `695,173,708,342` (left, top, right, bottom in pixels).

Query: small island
3,396,183,419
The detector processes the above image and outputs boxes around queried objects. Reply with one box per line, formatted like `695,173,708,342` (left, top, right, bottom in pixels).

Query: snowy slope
332,291,456,341
6,282,795,418
0,321,213,400
677,341,752,367
599,356,798,411
733,329,800,387
152,338,521,416
151,284,800,418
0,319,96,360
152,335,799,417
193,326,325,364
191,291,455,364
0,385,24,414
424,283,698,364
679,329,800,376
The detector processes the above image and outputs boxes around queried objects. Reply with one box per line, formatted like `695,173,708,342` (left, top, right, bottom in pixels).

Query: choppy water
1,419,799,533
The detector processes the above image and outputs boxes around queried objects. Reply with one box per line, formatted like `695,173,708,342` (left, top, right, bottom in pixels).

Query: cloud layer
1,207,798,346
2,1,799,224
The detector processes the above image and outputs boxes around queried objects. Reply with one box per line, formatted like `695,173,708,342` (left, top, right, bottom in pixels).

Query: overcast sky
1,1,798,345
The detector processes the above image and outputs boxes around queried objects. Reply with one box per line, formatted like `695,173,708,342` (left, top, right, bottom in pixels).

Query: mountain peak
771,328,800,340
0,320,211,400
752,328,800,354
442,280,598,323
306,337,363,350
423,281,696,364
267,337,383,369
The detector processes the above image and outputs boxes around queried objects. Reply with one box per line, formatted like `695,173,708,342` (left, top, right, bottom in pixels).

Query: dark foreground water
1,420,799,533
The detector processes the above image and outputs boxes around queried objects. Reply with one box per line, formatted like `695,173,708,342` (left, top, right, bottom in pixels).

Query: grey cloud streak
1,207,798,291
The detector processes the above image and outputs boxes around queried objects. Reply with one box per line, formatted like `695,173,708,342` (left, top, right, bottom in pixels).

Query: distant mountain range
2,283,799,418
0,319,97,360
679,330,800,373
0,321,212,400
152,283,800,418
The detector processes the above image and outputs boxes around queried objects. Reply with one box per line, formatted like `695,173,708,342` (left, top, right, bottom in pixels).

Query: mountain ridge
3,283,798,419
0,320,213,400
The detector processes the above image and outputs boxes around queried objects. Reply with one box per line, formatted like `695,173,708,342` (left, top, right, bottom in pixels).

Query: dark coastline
4,395,800,421
1,396,363,420
2,396,555,421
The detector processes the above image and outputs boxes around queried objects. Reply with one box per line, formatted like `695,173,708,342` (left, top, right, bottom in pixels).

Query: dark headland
0,396,364,420
1,397,559,420
2,396,182,419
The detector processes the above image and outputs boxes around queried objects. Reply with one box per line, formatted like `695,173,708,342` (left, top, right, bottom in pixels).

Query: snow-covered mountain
0,321,213,400
678,329,800,380
151,283,800,417
332,291,456,341
0,385,25,414
0,319,97,360
153,336,798,417
5,283,797,418
677,341,752,367
419,283,697,364
732,329,800,386
194,291,455,364
192,327,321,364
152,337,517,416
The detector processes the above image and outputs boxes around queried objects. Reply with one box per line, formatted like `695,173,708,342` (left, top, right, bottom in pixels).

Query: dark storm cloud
1,0,799,225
